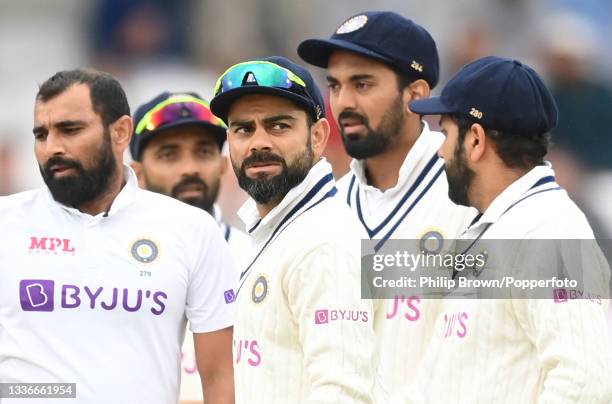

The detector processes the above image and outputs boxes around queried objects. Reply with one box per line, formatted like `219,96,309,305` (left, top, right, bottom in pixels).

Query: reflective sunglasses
214,61,310,99
134,95,226,136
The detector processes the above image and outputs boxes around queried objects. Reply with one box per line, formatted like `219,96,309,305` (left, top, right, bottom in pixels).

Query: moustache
43,156,82,177
337,110,368,126
171,176,208,196
242,151,285,169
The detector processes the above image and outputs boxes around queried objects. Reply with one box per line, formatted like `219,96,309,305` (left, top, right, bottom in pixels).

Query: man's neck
256,196,283,219
363,121,422,192
77,166,126,216
471,166,530,213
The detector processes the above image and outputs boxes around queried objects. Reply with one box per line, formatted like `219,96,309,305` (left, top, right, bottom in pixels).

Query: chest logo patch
252,275,268,304
131,239,159,264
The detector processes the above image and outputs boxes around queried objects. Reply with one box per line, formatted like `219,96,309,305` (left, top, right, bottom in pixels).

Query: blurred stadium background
0,0,610,401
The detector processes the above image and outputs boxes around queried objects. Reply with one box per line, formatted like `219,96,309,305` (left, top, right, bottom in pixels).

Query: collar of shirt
213,203,223,226
237,158,335,245
348,121,438,195
44,164,139,220
466,162,557,235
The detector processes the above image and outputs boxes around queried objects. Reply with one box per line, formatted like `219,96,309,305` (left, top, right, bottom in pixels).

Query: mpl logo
20,280,55,311
29,236,75,255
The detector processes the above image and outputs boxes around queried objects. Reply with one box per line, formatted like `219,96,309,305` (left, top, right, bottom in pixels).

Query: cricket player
129,91,249,402
0,69,236,403
298,11,476,402
130,91,249,260
408,56,612,402
210,56,375,404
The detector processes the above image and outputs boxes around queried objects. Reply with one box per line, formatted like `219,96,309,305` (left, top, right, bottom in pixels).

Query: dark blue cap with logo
410,56,558,134
210,56,326,124
298,11,439,88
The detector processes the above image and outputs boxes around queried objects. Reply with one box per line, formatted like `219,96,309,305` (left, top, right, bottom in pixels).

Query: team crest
336,15,368,34
252,275,268,304
130,238,159,264
419,229,445,255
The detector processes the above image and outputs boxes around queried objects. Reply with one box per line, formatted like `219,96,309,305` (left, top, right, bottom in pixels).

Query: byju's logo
29,236,75,255
20,280,55,311
553,288,568,303
224,289,236,304
315,309,329,324
18,279,167,315
314,308,368,325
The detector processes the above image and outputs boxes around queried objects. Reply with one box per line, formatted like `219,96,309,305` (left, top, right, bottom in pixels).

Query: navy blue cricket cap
410,56,558,134
130,91,227,161
298,11,439,88
210,56,326,124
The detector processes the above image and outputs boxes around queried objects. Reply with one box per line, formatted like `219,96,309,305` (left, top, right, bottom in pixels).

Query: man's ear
466,123,487,163
403,79,431,110
109,115,133,151
310,118,330,159
130,161,146,188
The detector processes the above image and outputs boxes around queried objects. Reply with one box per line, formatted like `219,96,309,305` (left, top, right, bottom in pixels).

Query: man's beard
39,129,117,208
146,175,220,215
232,142,314,205
339,94,404,159
445,140,475,207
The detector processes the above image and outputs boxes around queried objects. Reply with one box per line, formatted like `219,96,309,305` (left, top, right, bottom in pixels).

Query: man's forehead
327,50,390,74
34,84,95,122
228,94,304,122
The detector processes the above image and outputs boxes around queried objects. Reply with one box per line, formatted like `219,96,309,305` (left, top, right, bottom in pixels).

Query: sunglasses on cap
134,95,226,136
213,60,313,100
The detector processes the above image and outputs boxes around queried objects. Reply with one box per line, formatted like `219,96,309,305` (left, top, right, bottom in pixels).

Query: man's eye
271,123,289,131
233,127,252,135
159,151,177,160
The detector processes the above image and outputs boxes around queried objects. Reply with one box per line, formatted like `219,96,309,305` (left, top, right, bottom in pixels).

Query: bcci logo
130,238,159,264
252,275,268,304
336,15,368,34
419,230,445,254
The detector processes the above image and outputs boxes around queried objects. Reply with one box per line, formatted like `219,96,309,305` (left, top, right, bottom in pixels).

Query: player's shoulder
0,188,46,213
133,188,218,227
297,195,367,241
502,188,594,237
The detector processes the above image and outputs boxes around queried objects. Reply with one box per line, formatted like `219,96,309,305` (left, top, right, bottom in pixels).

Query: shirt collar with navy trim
349,120,435,193
470,162,557,230
237,158,335,242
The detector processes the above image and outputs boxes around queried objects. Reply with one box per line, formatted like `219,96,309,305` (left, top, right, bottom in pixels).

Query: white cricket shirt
408,163,612,403
336,122,477,403
0,166,237,404
179,203,247,402
232,159,376,404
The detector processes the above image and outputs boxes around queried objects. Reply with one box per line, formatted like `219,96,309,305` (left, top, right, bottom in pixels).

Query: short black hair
394,68,422,93
450,115,550,169
37,69,130,127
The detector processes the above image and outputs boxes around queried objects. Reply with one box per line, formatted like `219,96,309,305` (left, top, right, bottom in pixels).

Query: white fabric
179,203,249,402
407,163,612,403
336,123,477,403
233,159,375,404
0,166,237,404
